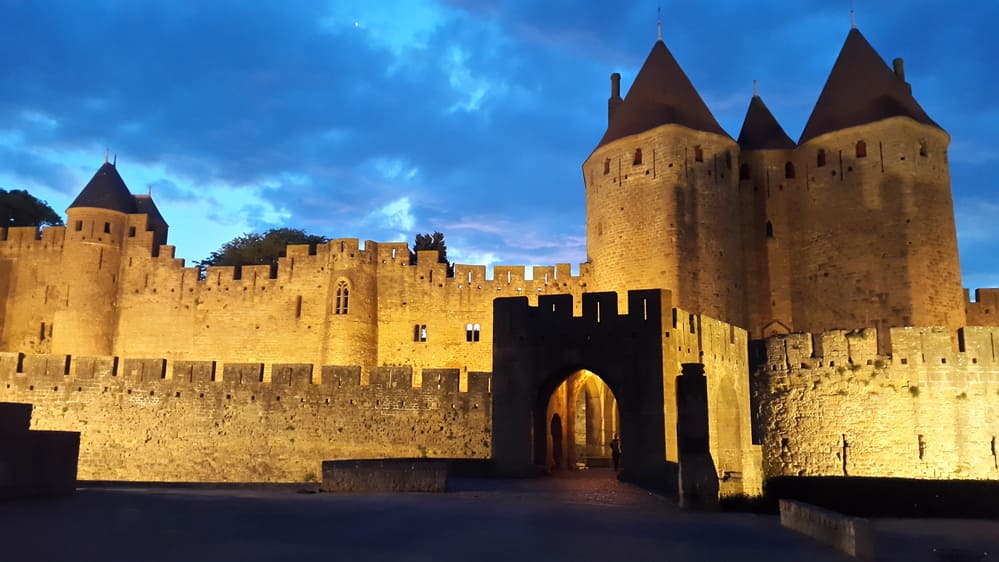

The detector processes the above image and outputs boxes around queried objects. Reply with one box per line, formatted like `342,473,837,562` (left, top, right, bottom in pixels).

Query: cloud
0,0,996,283
363,196,416,237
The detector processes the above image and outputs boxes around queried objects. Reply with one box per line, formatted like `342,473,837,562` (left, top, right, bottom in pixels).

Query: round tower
584,38,745,326
52,160,133,356
790,28,965,344
735,91,798,338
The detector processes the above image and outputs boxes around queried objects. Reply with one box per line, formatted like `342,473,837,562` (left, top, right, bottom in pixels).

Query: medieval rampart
967,288,999,327
0,227,588,376
0,352,491,482
757,326,999,479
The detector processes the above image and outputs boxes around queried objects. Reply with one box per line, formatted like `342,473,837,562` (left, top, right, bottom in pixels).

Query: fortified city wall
757,326,999,480
967,288,999,326
0,224,588,380
0,352,491,482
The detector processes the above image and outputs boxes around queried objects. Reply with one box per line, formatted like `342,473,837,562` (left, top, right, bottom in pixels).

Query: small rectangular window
415,324,427,342
128,226,137,237
466,323,481,342
74,220,83,231
103,222,111,234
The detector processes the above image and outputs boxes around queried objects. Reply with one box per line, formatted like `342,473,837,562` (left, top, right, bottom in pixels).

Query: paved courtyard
0,470,994,561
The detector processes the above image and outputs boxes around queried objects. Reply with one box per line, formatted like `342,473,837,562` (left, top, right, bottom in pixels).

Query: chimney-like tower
608,73,622,124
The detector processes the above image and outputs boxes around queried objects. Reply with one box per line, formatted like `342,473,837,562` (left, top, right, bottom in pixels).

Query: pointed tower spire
737,94,795,151
799,28,941,143
657,7,663,42
595,39,728,149
68,161,137,213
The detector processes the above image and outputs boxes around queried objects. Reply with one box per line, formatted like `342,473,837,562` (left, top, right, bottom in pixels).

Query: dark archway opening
533,369,620,475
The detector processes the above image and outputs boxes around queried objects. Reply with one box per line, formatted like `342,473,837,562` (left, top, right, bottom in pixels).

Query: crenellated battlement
756,324,999,481
0,225,66,253
762,325,999,372
0,351,491,397
0,350,493,483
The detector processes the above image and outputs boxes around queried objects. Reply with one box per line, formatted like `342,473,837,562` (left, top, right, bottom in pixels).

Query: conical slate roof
134,194,168,228
68,162,137,213
737,95,796,151
596,40,728,149
799,28,940,143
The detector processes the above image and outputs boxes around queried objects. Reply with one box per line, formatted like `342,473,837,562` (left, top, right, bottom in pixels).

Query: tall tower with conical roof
786,27,965,345
52,160,170,355
735,90,797,337
583,35,745,326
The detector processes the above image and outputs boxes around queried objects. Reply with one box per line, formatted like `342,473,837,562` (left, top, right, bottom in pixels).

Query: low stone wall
321,459,449,492
779,499,874,559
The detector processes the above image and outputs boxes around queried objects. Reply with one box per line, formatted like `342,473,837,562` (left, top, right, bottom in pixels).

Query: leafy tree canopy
0,188,64,227
197,228,328,267
411,231,448,265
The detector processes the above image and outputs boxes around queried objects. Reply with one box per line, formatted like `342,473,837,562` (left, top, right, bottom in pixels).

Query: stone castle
1,25,997,495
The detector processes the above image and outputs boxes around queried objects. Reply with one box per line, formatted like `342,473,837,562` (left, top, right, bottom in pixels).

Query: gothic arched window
335,280,349,315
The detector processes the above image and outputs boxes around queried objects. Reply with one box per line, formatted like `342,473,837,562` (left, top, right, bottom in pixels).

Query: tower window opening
415,324,428,342
856,140,867,158
817,149,827,168
919,141,928,157
766,221,774,239
335,280,349,315
39,322,46,342
103,222,111,234
74,220,83,231
739,164,750,180
466,323,481,342
725,151,732,170
694,145,704,162
603,159,611,175
633,148,643,166
784,162,795,179
128,226,136,237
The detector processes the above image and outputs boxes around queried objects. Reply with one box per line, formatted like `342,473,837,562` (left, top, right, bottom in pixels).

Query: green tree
0,188,64,227
411,231,448,264
411,231,453,276
197,228,328,267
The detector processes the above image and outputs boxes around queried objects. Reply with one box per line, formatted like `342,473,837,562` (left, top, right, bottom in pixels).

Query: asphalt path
0,470,993,561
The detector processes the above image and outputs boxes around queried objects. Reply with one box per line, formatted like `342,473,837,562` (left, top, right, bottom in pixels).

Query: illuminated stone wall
747,119,966,344
757,327,999,479
0,353,491,482
583,124,747,328
0,228,588,380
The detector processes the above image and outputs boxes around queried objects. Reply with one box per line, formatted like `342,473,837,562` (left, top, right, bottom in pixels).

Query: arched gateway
491,289,761,503
491,290,670,484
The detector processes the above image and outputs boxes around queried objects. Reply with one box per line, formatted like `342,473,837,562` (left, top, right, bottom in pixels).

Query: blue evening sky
1,1,996,289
